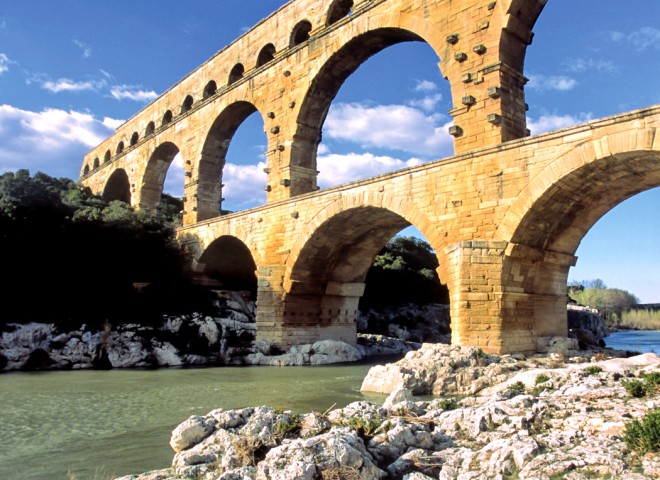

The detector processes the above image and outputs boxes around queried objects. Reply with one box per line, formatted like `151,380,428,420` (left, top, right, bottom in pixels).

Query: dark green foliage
535,374,550,385
623,409,660,454
437,398,459,411
623,379,647,398
360,236,449,308
508,381,526,396
568,279,639,326
0,170,205,329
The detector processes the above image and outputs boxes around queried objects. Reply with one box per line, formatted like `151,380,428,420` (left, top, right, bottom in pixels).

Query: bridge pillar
255,273,363,350
444,240,575,354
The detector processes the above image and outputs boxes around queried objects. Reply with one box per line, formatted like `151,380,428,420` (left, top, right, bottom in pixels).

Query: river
2,330,659,480
0,361,390,480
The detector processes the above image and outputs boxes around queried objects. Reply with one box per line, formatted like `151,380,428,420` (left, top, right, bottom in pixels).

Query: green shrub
623,409,660,454
583,366,603,376
509,381,526,395
437,398,459,411
623,379,647,398
535,374,550,385
641,372,660,394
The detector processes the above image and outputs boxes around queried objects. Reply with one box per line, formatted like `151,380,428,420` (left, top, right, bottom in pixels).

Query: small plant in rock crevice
583,365,603,376
535,374,550,385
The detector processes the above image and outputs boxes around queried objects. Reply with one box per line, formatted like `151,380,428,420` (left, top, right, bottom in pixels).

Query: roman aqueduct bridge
80,0,660,353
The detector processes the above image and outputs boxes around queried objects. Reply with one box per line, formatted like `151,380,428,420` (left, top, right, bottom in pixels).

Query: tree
360,236,449,308
569,280,639,325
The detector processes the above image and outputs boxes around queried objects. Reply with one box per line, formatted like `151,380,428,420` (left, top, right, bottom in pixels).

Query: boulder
170,415,217,453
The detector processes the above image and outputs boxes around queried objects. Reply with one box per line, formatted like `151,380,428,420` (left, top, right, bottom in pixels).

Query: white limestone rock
169,415,217,453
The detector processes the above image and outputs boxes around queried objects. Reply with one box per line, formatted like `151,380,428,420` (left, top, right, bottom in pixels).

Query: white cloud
607,31,625,43
0,53,10,74
527,112,593,135
110,85,158,102
563,58,618,74
408,93,443,112
527,74,578,92
414,79,437,92
0,104,120,178
324,102,454,157
73,39,92,58
628,27,660,51
318,152,423,188
222,162,267,210
42,78,105,93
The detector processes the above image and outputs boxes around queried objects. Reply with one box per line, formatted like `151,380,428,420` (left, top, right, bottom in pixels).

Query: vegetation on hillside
360,236,448,308
0,170,210,330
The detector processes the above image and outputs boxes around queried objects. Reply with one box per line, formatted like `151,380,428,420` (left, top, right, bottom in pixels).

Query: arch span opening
140,142,184,218
197,236,257,295
197,101,266,219
103,169,131,204
294,28,452,192
283,206,450,347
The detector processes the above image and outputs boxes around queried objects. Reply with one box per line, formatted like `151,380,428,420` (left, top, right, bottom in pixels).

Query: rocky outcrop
358,303,451,344
567,304,611,341
115,351,660,480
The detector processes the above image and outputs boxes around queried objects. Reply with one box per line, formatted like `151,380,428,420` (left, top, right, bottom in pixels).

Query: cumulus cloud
0,104,121,178
527,74,578,92
318,152,423,189
414,79,438,92
527,112,593,135
109,85,158,102
408,93,443,112
324,102,454,157
222,162,267,211
0,53,10,74
42,78,106,93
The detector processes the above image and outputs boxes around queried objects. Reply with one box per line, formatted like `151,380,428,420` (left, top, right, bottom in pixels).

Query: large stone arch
291,26,445,186
274,193,447,348
196,100,267,222
139,141,181,213
495,128,660,350
102,168,131,204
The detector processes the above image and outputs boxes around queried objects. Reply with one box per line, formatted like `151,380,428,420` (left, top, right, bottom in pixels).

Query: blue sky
0,1,658,302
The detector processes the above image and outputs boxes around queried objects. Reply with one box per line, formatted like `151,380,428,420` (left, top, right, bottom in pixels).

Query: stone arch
139,141,181,213
281,198,445,347
196,100,265,221
292,27,443,176
496,132,660,347
145,121,155,137
326,0,353,27
181,95,194,114
83,164,90,176
104,149,111,163
130,131,139,146
203,80,218,99
256,43,276,68
93,157,100,169
116,142,124,155
228,64,245,85
162,110,173,126
290,20,312,47
102,168,131,204
197,235,258,293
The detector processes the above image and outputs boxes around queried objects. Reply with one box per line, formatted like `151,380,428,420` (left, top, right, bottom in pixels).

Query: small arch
130,132,139,146
326,0,353,26
290,20,312,47
103,168,131,204
83,164,90,175
181,95,194,114
104,149,111,163
256,43,276,67
203,80,218,99
145,121,155,137
162,110,173,126
198,235,258,294
228,64,245,85
93,157,100,169
116,142,124,155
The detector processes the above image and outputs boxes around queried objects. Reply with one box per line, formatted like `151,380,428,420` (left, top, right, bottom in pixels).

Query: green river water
0,362,390,480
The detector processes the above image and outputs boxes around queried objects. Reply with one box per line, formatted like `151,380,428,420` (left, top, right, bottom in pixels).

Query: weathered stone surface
170,416,217,453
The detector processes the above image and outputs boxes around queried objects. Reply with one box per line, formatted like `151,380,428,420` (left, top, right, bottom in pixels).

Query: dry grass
321,466,361,480
620,310,660,330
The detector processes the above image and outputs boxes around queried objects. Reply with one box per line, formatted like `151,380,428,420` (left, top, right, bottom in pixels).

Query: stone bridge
79,0,660,353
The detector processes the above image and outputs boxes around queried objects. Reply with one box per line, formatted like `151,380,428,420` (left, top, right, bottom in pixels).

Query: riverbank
115,343,660,480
